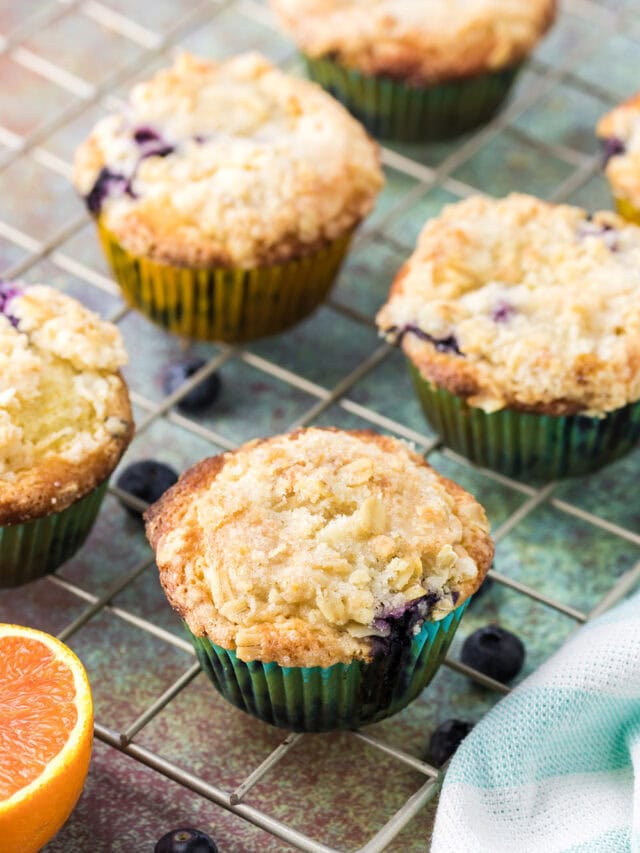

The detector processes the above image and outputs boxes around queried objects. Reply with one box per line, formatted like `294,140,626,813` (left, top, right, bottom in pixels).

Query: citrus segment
0,624,93,853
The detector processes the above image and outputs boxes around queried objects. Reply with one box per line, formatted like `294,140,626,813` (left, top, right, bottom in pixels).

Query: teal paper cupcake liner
0,482,108,588
304,56,521,142
411,365,640,482
189,601,469,732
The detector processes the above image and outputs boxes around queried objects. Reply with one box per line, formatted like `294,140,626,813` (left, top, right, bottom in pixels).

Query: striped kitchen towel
432,592,640,853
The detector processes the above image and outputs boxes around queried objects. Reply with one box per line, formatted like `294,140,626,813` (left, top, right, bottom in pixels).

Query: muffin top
597,93,640,209
72,52,383,269
376,194,640,416
0,282,133,525
270,0,556,83
145,428,493,668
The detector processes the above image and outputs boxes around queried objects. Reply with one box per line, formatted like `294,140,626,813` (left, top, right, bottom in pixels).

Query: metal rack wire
2,0,640,850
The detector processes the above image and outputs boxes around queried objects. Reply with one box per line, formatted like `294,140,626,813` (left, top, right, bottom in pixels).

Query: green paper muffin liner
97,222,353,343
189,600,469,732
614,197,640,225
410,365,640,482
304,56,521,142
0,481,108,588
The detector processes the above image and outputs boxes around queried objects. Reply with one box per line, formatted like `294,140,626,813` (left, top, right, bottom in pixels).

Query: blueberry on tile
429,719,474,767
116,460,178,516
163,358,222,413
461,625,525,683
602,136,626,167
154,827,218,853
85,167,132,215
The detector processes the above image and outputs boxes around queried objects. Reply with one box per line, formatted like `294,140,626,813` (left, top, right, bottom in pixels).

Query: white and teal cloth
432,593,640,852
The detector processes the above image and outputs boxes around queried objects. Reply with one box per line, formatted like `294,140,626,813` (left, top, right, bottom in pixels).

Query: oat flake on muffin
597,93,640,212
269,0,556,84
0,282,133,525
376,193,640,416
145,428,493,668
72,52,383,269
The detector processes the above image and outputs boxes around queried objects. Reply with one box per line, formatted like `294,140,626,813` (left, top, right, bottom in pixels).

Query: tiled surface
1,1,639,851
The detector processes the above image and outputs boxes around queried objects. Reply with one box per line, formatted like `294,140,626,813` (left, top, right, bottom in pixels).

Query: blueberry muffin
376,193,640,480
597,93,640,225
145,427,493,731
270,0,556,141
0,281,133,586
72,52,383,342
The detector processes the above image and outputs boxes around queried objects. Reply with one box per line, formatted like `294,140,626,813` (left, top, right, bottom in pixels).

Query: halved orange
0,624,93,853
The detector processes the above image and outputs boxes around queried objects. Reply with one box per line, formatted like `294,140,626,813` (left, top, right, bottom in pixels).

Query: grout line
588,560,640,621
491,483,557,543
120,662,203,745
80,0,163,49
230,733,303,805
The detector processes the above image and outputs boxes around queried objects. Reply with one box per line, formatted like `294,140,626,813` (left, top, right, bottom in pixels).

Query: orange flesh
0,637,77,800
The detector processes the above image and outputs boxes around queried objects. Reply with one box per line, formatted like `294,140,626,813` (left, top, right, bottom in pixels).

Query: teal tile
332,237,404,318
534,11,600,66
0,577,87,635
452,132,575,198
512,81,613,155
573,33,640,101
0,156,82,241
362,166,422,234
346,347,433,436
247,305,380,389
118,310,221,404
190,357,319,443
0,55,77,138
495,503,640,615
20,257,122,318
23,14,144,86
567,171,615,211
553,443,640,533
180,9,295,63
386,186,460,249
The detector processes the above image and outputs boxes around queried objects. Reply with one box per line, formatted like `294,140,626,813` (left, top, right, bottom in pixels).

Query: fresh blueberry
133,126,162,144
85,167,133,215
0,280,22,328
461,625,525,683
154,827,218,853
602,136,625,166
429,719,474,767
394,324,463,356
163,358,222,413
116,460,178,516
491,300,516,323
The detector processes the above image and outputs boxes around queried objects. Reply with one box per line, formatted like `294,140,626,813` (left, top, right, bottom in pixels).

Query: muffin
376,194,640,481
72,52,383,343
145,428,493,732
270,0,556,142
0,281,133,586
597,93,640,225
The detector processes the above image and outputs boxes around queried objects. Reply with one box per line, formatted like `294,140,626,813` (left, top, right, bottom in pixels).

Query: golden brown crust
377,194,640,416
145,428,494,668
270,0,557,84
0,374,133,526
72,52,383,270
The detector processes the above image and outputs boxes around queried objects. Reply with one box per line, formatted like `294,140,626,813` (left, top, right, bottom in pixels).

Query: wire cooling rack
2,0,640,850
